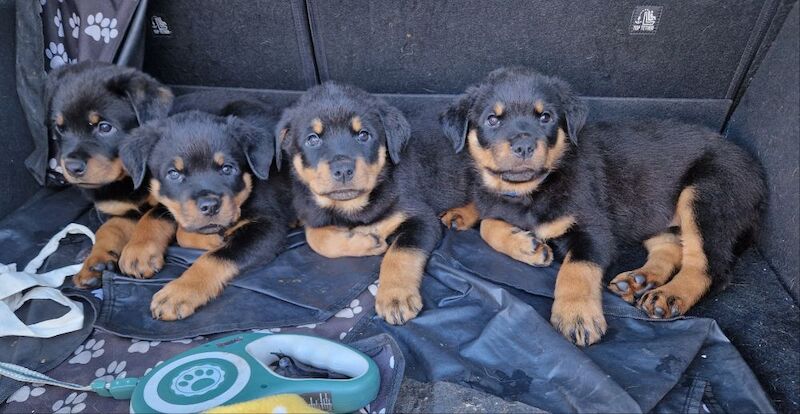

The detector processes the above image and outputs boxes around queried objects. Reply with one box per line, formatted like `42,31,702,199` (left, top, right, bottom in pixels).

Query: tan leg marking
150,255,238,321
440,202,480,230
480,218,553,266
375,246,426,325
639,187,711,318
119,210,177,278
74,217,136,288
609,232,682,303
551,253,607,346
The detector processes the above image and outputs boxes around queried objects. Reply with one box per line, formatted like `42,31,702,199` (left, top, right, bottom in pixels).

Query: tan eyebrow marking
173,157,184,171
311,118,324,135
351,116,362,132
534,100,544,114
214,152,225,166
88,111,101,125
493,102,505,117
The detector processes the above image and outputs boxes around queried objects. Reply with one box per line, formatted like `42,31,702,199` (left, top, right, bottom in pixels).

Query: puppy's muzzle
330,157,355,183
63,157,87,177
197,194,222,217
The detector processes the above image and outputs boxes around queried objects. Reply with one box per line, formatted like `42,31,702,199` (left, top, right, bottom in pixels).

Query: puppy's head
441,67,587,195
46,61,173,188
275,82,410,213
121,109,274,233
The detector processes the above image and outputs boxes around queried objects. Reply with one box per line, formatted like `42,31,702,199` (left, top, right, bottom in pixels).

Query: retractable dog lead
1,333,380,413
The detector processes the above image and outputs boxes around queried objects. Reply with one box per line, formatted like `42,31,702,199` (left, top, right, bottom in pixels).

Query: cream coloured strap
0,223,95,338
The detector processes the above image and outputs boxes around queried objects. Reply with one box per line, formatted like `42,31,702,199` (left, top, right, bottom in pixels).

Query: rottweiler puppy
120,102,293,320
441,67,765,346
276,82,474,324
45,61,174,288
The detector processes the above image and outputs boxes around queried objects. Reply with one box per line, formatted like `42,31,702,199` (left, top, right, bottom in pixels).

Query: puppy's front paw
375,285,423,325
74,249,118,289
119,241,166,279
150,279,207,321
551,297,607,346
511,231,553,267
440,203,480,230
349,229,389,256
638,287,687,319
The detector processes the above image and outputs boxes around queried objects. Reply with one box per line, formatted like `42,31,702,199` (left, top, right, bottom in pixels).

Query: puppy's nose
197,195,221,216
64,158,87,177
330,158,355,183
510,135,535,159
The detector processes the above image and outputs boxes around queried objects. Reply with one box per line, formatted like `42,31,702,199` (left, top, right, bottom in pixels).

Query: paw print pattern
335,299,363,319
251,327,281,334
6,384,45,403
45,42,75,69
95,360,127,382
368,282,378,297
54,9,64,37
68,13,80,39
144,360,165,376
84,12,118,43
52,392,87,414
69,338,105,364
296,323,317,329
128,339,161,353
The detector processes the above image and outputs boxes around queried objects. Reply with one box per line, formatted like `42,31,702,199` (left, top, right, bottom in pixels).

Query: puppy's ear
553,78,587,144
440,88,477,153
273,108,297,170
379,102,411,164
227,116,275,180
120,124,161,189
108,69,174,124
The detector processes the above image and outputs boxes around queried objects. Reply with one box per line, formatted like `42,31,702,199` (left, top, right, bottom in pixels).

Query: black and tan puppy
120,103,293,320
45,61,174,288
276,82,474,324
441,67,765,346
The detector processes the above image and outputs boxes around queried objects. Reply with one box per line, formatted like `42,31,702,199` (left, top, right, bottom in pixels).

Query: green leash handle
0,361,138,400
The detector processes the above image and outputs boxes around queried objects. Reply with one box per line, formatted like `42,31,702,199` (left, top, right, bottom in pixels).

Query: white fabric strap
0,223,95,338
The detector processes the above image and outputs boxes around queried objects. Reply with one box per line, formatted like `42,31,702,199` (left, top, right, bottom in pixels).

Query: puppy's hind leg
609,228,682,303
639,187,712,318
440,202,480,230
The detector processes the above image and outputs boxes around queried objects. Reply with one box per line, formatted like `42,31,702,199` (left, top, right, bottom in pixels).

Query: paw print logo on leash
171,365,226,397
84,12,118,43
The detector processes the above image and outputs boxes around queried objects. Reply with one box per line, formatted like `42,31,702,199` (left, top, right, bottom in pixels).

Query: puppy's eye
305,134,322,148
166,169,182,181
356,130,371,143
486,114,500,127
97,121,116,135
220,164,236,175
539,112,552,124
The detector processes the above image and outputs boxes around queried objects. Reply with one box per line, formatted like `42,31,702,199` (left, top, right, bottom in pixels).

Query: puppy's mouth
489,168,547,183
321,189,366,201
191,224,226,234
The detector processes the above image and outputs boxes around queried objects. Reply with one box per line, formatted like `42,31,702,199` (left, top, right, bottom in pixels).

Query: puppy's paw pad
119,241,166,279
551,299,607,346
609,271,658,303
150,281,203,321
375,286,423,325
638,289,685,319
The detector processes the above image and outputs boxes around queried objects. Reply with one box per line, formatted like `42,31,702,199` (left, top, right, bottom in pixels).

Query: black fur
444,66,766,296
45,61,174,213
121,104,294,272
278,82,471,236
